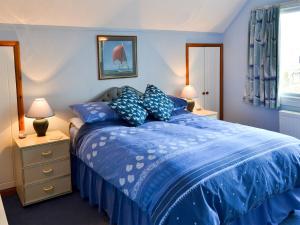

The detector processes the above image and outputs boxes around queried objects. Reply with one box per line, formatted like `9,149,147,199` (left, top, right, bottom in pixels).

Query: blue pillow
143,84,174,121
70,102,119,123
110,88,148,126
168,96,187,111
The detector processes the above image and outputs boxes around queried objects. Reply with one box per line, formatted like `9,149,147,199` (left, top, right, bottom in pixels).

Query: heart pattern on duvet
119,178,126,186
126,164,133,172
136,162,144,169
128,175,135,183
136,156,144,161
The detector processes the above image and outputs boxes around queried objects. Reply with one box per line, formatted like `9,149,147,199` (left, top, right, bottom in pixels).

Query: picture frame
97,35,138,80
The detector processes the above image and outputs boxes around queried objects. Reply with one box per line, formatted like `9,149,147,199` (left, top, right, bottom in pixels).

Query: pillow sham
168,95,187,111
143,84,174,121
110,88,148,126
70,102,119,123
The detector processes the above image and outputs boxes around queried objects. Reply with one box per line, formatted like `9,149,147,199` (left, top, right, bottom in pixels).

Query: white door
188,46,221,116
204,47,220,113
0,47,18,190
189,47,205,109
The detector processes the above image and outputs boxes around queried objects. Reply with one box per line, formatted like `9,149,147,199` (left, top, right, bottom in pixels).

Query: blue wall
223,0,290,132
0,24,223,133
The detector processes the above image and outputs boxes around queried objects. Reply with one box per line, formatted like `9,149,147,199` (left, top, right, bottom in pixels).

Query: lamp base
33,119,49,137
186,99,195,112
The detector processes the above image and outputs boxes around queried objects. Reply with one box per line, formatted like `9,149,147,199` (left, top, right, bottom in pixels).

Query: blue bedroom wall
0,24,223,133
223,0,290,132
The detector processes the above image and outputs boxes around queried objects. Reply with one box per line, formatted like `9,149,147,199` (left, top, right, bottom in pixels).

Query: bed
70,86,300,225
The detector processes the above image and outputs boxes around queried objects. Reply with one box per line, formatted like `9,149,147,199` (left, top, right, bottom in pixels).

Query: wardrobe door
189,47,205,109
204,47,220,114
0,47,19,190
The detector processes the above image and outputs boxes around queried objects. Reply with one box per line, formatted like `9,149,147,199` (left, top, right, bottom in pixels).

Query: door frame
0,41,24,131
186,43,223,120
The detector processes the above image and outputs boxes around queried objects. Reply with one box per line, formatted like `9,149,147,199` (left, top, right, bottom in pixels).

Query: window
279,7,300,98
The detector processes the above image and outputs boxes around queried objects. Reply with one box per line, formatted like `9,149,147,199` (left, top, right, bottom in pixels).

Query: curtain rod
253,0,300,10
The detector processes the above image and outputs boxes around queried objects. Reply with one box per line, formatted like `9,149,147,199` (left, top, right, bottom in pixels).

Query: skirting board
0,195,8,225
0,187,16,197
0,181,15,191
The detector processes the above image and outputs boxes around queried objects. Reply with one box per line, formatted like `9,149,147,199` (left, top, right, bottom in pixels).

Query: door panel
204,47,220,114
0,47,18,189
186,43,222,119
189,47,205,109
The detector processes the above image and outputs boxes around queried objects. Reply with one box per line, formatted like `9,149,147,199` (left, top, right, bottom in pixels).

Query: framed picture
97,35,138,80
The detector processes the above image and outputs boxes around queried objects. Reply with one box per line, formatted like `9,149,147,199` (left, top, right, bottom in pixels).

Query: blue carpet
2,191,300,225
2,191,109,225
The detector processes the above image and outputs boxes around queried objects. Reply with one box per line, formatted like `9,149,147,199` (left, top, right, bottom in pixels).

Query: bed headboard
91,86,143,102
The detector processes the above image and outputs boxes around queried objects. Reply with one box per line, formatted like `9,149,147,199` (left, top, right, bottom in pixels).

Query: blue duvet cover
74,112,300,225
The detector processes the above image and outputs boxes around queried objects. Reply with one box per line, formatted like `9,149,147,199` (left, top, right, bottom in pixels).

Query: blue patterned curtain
244,6,280,109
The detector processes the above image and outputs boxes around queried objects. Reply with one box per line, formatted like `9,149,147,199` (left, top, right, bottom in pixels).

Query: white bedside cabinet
14,130,72,206
193,109,218,119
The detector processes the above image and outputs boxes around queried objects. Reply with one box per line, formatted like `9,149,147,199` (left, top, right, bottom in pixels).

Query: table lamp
26,98,54,137
181,85,197,112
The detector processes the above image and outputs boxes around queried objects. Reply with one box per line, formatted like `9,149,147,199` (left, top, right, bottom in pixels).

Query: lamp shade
181,85,197,99
26,98,54,119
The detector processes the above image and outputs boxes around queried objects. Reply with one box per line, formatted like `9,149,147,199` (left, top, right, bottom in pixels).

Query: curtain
244,6,280,109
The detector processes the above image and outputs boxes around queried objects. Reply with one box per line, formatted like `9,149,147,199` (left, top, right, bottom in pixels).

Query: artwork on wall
97,35,138,80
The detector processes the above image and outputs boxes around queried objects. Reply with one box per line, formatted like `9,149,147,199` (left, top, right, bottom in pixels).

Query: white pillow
70,117,84,129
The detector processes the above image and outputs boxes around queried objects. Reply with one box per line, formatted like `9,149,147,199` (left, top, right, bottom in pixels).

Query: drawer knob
43,185,54,193
41,150,53,157
42,168,53,175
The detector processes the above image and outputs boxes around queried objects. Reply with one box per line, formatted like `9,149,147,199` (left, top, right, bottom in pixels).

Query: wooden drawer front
23,159,70,184
24,176,71,205
22,141,69,166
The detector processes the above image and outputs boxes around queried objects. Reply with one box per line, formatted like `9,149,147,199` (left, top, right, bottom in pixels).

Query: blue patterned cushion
70,102,119,123
143,84,174,121
110,87,148,126
168,95,187,111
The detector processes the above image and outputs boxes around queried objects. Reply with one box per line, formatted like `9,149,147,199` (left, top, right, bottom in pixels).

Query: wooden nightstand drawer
24,175,71,205
22,141,69,166
23,159,71,184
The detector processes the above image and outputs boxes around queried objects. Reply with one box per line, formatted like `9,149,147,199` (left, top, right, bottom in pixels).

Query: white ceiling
0,0,247,33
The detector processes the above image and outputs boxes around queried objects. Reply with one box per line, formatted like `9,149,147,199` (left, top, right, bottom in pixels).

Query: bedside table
193,109,218,119
14,130,72,206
